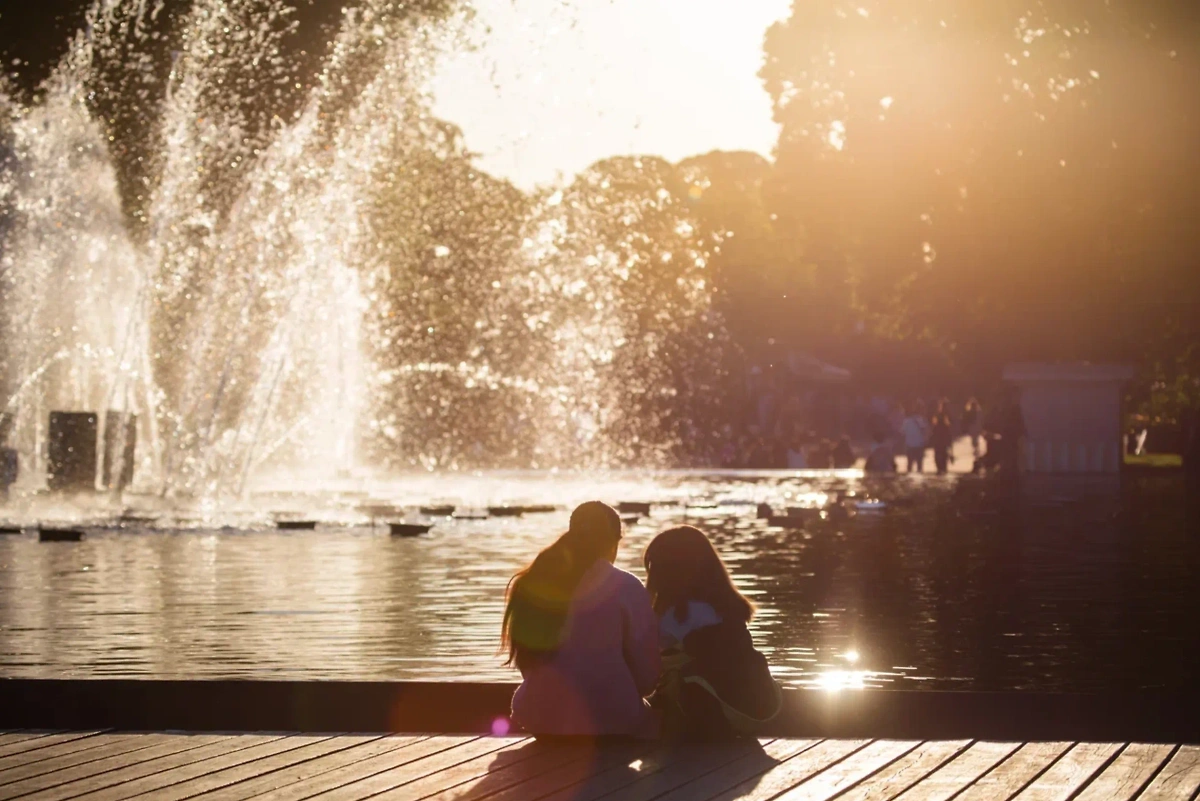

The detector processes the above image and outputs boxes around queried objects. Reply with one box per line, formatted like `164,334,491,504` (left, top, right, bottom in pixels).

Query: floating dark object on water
622,515,640,525
757,503,774,520
120,515,158,527
785,507,820,519
419,505,456,517
488,506,525,518
518,505,557,515
276,520,318,530
0,526,22,535
453,510,489,520
39,528,85,542
617,502,652,516
767,516,807,529
390,523,432,537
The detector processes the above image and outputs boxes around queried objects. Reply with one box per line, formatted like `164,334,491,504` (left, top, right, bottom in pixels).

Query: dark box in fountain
48,412,98,493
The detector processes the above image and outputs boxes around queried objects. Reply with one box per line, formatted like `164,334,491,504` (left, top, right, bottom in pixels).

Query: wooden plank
419,741,655,801
588,740,792,801
1073,744,1175,801
0,736,235,801
364,739,577,801
62,736,334,801
0,734,159,776
626,739,823,801
299,737,529,801
0,734,184,786
191,736,428,801
1010,743,1122,801
951,742,1073,801
696,740,881,801
128,736,370,801
835,741,974,801
535,741,775,801
231,738,484,801
0,735,102,762
0,737,55,750
5,735,286,801
1135,746,1200,801
773,740,921,801
893,742,1023,801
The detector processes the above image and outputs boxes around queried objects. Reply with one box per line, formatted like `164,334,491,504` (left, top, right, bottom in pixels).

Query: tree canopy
758,0,1200,414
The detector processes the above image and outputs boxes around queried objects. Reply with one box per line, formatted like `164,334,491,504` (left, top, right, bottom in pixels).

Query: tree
364,120,534,469
519,156,728,466
760,0,1200,398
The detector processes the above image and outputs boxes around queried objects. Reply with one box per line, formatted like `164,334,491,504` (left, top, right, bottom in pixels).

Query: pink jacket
511,560,661,736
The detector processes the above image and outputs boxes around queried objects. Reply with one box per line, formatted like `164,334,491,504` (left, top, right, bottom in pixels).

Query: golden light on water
815,670,869,692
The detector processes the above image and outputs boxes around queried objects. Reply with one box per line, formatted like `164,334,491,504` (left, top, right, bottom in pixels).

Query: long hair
502,501,622,670
643,526,754,625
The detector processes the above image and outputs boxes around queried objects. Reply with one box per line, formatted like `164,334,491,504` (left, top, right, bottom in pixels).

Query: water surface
1,471,1194,691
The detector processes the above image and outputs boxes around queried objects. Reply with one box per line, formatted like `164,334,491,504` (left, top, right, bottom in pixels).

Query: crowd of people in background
717,390,1026,476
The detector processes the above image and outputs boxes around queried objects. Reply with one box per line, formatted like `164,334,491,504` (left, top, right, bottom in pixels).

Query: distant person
930,401,954,475
504,502,660,737
786,433,808,469
750,437,781,469
900,405,929,473
1126,428,1140,457
832,436,855,469
864,431,896,472
643,526,781,741
806,435,834,469
963,398,982,457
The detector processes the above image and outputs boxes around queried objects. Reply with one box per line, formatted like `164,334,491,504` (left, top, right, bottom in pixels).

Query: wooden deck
0,732,1197,801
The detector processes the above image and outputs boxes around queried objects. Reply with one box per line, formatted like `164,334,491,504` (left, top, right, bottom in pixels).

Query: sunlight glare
828,121,847,151
815,670,868,691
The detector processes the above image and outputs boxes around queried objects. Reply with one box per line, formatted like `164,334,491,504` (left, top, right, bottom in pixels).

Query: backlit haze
430,0,791,188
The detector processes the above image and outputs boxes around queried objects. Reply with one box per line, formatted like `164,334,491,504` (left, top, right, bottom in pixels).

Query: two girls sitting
502,501,781,740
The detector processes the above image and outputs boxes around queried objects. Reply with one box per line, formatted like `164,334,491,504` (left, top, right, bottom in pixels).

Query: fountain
0,0,723,502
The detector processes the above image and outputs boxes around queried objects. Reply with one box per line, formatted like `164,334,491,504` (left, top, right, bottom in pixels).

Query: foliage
758,0,1200,400
364,120,534,469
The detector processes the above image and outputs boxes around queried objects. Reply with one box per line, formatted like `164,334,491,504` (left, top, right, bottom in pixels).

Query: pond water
1,471,1196,691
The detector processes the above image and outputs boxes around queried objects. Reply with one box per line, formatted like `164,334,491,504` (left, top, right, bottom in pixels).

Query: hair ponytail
502,501,621,669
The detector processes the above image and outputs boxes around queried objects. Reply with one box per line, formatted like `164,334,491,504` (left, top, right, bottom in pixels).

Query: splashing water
0,0,722,497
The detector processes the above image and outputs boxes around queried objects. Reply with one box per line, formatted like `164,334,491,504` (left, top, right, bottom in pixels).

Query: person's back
785,444,807,469
931,412,952,447
864,435,896,473
511,560,660,736
643,526,781,741
930,405,954,474
901,415,927,448
900,412,928,472
832,437,855,469
504,502,659,737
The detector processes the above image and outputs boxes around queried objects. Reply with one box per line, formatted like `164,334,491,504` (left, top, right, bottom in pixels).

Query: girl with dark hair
643,526,781,740
503,501,660,737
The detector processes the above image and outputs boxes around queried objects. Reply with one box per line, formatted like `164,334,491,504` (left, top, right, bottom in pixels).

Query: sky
429,0,792,189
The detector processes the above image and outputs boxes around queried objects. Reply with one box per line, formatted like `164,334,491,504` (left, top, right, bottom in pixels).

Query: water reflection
0,472,1195,691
